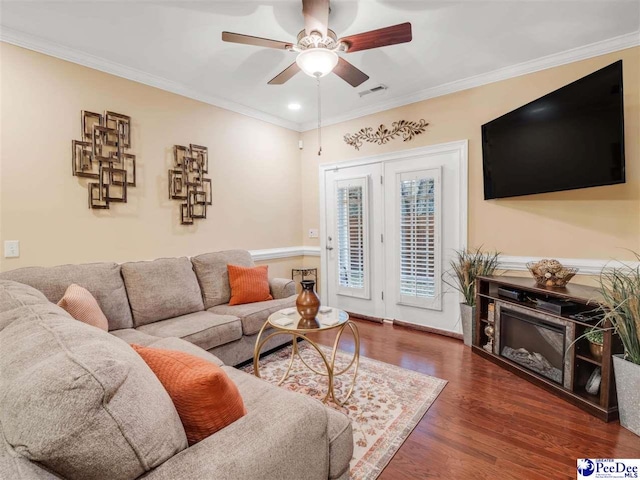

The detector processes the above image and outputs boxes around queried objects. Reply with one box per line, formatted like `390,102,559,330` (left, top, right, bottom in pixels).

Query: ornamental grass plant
444,248,500,307
600,257,640,365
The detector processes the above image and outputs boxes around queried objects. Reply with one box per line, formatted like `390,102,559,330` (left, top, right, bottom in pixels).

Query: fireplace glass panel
500,309,565,385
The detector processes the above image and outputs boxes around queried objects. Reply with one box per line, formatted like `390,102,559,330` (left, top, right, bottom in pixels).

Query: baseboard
392,319,464,340
348,312,384,324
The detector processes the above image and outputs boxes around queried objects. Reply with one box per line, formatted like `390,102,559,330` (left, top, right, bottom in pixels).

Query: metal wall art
343,119,428,151
168,144,211,225
72,110,136,209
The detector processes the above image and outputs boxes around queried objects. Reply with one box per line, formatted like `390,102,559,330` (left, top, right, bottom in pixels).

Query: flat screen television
482,60,625,199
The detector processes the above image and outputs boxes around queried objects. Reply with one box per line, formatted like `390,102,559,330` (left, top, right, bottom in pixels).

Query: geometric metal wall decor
343,119,429,151
72,110,136,209
168,144,211,225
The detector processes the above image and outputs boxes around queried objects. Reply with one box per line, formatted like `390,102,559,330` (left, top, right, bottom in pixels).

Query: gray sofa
0,251,353,480
0,249,296,367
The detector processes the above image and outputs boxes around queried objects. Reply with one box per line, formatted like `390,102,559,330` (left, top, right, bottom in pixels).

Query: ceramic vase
460,303,476,347
613,355,640,437
296,280,320,328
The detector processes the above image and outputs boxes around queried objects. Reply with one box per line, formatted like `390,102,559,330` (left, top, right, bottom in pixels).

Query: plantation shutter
335,177,370,298
397,168,441,309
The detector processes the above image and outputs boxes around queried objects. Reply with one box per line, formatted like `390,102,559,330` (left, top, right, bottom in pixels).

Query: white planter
460,303,476,347
613,354,640,436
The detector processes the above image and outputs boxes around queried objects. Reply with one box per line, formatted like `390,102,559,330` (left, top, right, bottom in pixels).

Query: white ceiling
1,1,639,131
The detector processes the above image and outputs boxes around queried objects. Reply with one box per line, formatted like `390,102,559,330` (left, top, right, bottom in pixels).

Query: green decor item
444,248,500,307
444,248,499,346
599,256,640,436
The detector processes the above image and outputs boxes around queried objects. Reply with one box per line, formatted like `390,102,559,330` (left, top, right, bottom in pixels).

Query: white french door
324,163,385,318
321,141,467,335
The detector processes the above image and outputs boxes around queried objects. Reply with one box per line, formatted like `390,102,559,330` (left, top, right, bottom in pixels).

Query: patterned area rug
241,342,447,479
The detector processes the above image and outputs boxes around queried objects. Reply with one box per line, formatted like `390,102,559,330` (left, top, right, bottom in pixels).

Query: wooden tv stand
473,275,623,421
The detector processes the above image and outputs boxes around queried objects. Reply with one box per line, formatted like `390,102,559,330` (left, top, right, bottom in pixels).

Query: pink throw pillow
57,284,109,331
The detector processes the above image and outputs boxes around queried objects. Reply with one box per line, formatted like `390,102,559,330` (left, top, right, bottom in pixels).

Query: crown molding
2,25,637,134
0,26,301,132
300,30,640,131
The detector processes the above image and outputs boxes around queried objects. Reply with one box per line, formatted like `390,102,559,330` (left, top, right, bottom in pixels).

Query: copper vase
589,341,604,363
296,280,320,328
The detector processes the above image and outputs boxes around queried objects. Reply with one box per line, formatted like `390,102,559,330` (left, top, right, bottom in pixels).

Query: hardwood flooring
308,318,640,479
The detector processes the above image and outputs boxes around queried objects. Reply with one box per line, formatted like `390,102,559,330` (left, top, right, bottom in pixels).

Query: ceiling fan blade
339,22,412,53
333,57,369,87
302,0,329,37
222,32,293,50
268,62,301,85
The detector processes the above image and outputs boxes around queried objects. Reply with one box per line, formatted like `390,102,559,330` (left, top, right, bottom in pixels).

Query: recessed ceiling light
288,103,301,111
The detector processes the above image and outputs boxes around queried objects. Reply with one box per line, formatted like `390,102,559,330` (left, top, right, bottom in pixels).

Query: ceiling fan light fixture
295,48,338,78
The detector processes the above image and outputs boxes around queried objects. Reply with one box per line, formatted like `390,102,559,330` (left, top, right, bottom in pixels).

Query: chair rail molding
499,255,640,276
249,246,321,261
249,248,640,276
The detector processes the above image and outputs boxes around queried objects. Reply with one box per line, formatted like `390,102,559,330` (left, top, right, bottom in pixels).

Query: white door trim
319,140,469,304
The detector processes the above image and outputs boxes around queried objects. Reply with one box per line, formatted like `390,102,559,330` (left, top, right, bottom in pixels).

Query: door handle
326,246,334,251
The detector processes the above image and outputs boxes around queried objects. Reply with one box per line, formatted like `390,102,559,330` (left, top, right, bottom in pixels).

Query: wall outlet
4,240,20,258
308,228,319,238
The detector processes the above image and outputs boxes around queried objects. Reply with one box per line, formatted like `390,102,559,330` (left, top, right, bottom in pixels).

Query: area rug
241,343,447,479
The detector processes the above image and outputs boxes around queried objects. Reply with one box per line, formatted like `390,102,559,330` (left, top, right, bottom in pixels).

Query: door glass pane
336,185,364,289
399,177,436,298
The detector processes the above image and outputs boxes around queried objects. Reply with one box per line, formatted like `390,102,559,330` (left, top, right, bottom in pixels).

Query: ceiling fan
221,0,412,88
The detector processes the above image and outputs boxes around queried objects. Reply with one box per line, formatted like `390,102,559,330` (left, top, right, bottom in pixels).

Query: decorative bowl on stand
526,259,578,288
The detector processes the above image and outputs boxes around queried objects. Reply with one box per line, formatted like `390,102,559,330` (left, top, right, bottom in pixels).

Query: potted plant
585,327,604,362
444,248,500,346
600,259,640,436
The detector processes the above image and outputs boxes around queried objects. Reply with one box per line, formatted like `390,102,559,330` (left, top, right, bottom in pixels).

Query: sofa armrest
142,371,330,480
269,278,296,299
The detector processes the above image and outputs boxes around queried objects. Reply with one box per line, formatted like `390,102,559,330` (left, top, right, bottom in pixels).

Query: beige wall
1,42,638,286
0,43,302,273
301,47,640,263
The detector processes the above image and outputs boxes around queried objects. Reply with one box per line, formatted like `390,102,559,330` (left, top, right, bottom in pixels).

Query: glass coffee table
253,307,360,406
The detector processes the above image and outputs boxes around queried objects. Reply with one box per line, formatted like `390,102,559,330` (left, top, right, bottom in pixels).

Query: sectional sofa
0,250,353,480
1,249,298,366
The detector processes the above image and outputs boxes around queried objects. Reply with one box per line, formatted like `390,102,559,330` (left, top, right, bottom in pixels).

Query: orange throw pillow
57,284,109,331
131,344,247,445
227,264,273,306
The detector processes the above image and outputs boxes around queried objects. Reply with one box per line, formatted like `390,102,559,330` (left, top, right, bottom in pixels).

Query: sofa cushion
0,280,60,332
191,250,255,309
208,295,297,336
0,280,188,480
121,257,204,327
228,264,273,306
110,327,161,346
146,337,225,366
136,311,242,351
132,345,247,446
0,262,133,330
57,284,109,331
110,329,226,366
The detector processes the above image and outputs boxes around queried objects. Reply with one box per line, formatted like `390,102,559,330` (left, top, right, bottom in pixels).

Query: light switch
308,229,319,238
4,240,19,258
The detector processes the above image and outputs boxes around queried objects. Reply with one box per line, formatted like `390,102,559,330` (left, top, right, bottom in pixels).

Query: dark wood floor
309,318,640,479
